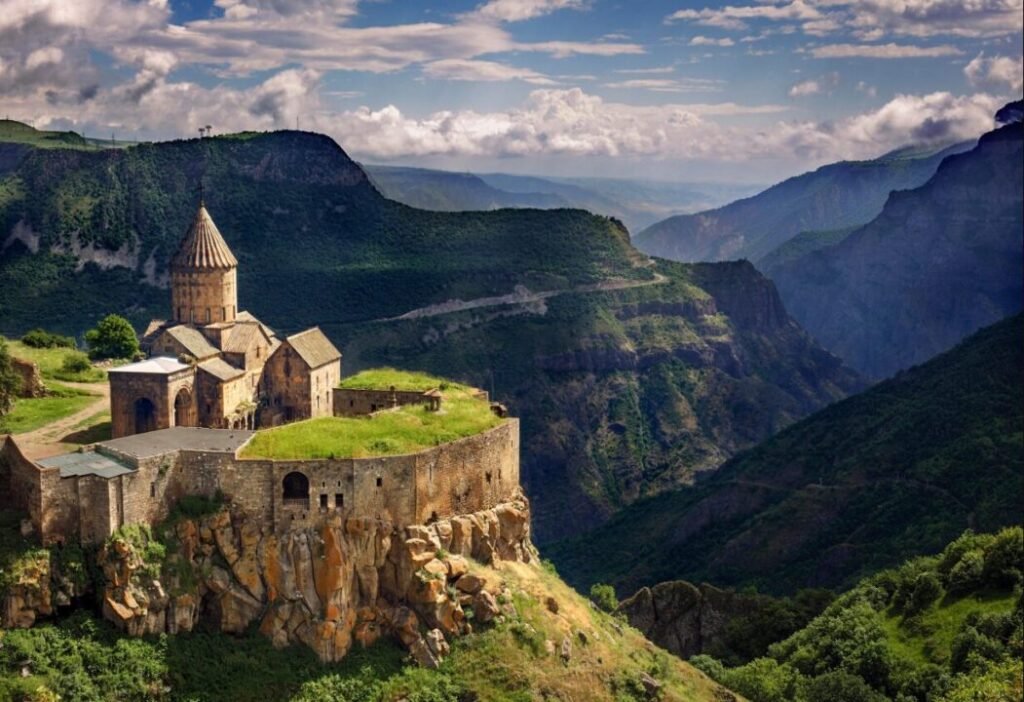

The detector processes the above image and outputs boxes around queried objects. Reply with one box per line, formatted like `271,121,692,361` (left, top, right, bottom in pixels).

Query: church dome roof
172,203,237,269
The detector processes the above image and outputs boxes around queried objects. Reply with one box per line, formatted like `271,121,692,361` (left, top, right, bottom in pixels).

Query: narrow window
319,494,328,509
221,306,226,320
485,472,492,484
150,483,156,497
335,494,344,508
376,477,382,488
205,307,211,322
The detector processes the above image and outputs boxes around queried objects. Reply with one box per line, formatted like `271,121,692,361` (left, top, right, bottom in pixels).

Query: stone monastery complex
0,200,521,551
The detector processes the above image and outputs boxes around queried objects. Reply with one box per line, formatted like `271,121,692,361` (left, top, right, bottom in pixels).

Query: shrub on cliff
21,329,75,349
0,337,21,416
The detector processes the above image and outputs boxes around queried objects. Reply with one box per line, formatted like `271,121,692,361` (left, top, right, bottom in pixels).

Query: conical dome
172,204,237,269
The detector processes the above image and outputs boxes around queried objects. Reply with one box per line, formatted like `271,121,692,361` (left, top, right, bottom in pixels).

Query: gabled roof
284,327,341,369
108,357,191,375
221,322,269,355
236,310,277,339
197,357,245,381
162,325,219,359
172,203,237,269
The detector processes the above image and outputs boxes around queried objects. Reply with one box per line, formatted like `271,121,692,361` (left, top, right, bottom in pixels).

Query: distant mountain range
633,140,973,264
364,164,761,233
765,115,1023,379
548,313,1023,595
0,122,859,544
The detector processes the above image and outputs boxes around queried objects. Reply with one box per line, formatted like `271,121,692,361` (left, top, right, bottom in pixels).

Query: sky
0,0,1021,183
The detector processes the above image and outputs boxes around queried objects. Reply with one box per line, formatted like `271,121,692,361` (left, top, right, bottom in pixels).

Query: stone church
109,199,341,438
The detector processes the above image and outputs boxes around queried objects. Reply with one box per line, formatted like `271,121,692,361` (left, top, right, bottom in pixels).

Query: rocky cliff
766,118,1023,379
5,494,534,666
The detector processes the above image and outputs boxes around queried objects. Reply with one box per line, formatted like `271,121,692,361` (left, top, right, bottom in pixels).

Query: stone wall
333,388,432,417
261,344,311,424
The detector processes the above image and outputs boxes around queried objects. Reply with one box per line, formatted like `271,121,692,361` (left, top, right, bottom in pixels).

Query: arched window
282,472,310,506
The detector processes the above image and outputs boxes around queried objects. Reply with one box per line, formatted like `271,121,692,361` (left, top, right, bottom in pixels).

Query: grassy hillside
767,119,1023,379
548,314,1023,594
691,527,1023,702
0,126,862,542
634,141,972,264
0,509,732,702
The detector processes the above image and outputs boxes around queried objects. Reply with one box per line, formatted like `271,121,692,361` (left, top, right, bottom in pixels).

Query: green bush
907,572,944,614
60,351,92,374
21,328,75,349
589,583,619,612
84,314,138,360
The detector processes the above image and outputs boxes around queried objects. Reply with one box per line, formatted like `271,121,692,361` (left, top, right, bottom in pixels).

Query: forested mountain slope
549,314,1023,593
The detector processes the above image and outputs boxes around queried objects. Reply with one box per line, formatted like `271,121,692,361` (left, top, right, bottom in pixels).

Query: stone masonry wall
333,388,431,417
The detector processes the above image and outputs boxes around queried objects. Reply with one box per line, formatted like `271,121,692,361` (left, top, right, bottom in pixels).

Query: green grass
0,382,98,434
6,340,106,383
338,368,463,393
242,382,501,459
883,590,1018,667
0,120,97,150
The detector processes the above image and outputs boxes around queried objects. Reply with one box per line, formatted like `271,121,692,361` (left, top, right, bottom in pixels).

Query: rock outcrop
94,493,535,663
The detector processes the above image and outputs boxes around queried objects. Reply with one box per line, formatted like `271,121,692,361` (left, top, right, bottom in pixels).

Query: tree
589,583,619,612
85,315,139,360
0,337,22,416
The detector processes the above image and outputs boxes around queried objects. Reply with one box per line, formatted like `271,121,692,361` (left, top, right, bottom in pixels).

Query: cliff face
634,141,972,263
5,494,534,666
767,122,1023,379
343,259,863,543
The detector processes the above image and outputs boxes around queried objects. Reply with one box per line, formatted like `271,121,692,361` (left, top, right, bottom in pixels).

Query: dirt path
16,381,110,460
383,272,668,322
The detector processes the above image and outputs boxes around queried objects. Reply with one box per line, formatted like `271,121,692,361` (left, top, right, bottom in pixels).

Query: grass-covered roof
241,369,499,460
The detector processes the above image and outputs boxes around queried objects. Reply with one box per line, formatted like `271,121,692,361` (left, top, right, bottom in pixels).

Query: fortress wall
76,476,117,545
412,419,520,523
1,437,44,529
183,451,274,523
120,453,184,528
333,388,430,417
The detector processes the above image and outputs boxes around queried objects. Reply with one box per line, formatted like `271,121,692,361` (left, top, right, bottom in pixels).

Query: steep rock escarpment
767,120,1023,379
4,495,534,666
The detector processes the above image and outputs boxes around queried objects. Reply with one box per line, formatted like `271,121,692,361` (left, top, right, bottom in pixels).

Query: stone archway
133,397,157,435
282,471,310,507
174,388,194,427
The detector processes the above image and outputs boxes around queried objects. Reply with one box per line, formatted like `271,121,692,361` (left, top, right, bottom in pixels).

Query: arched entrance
174,388,194,427
282,471,310,507
133,398,157,435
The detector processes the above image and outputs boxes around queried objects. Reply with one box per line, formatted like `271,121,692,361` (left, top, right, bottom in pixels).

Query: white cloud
604,77,724,93
308,88,995,164
213,0,359,20
856,80,878,97
788,71,839,97
690,36,736,47
964,53,1024,93
469,0,585,23
614,65,676,75
811,43,964,59
664,0,1023,39
789,79,821,96
423,58,557,85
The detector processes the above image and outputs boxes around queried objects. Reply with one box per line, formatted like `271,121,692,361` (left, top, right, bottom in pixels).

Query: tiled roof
172,204,237,269
164,325,219,359
285,327,341,369
108,357,190,375
221,322,261,354
236,311,277,339
198,357,245,381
